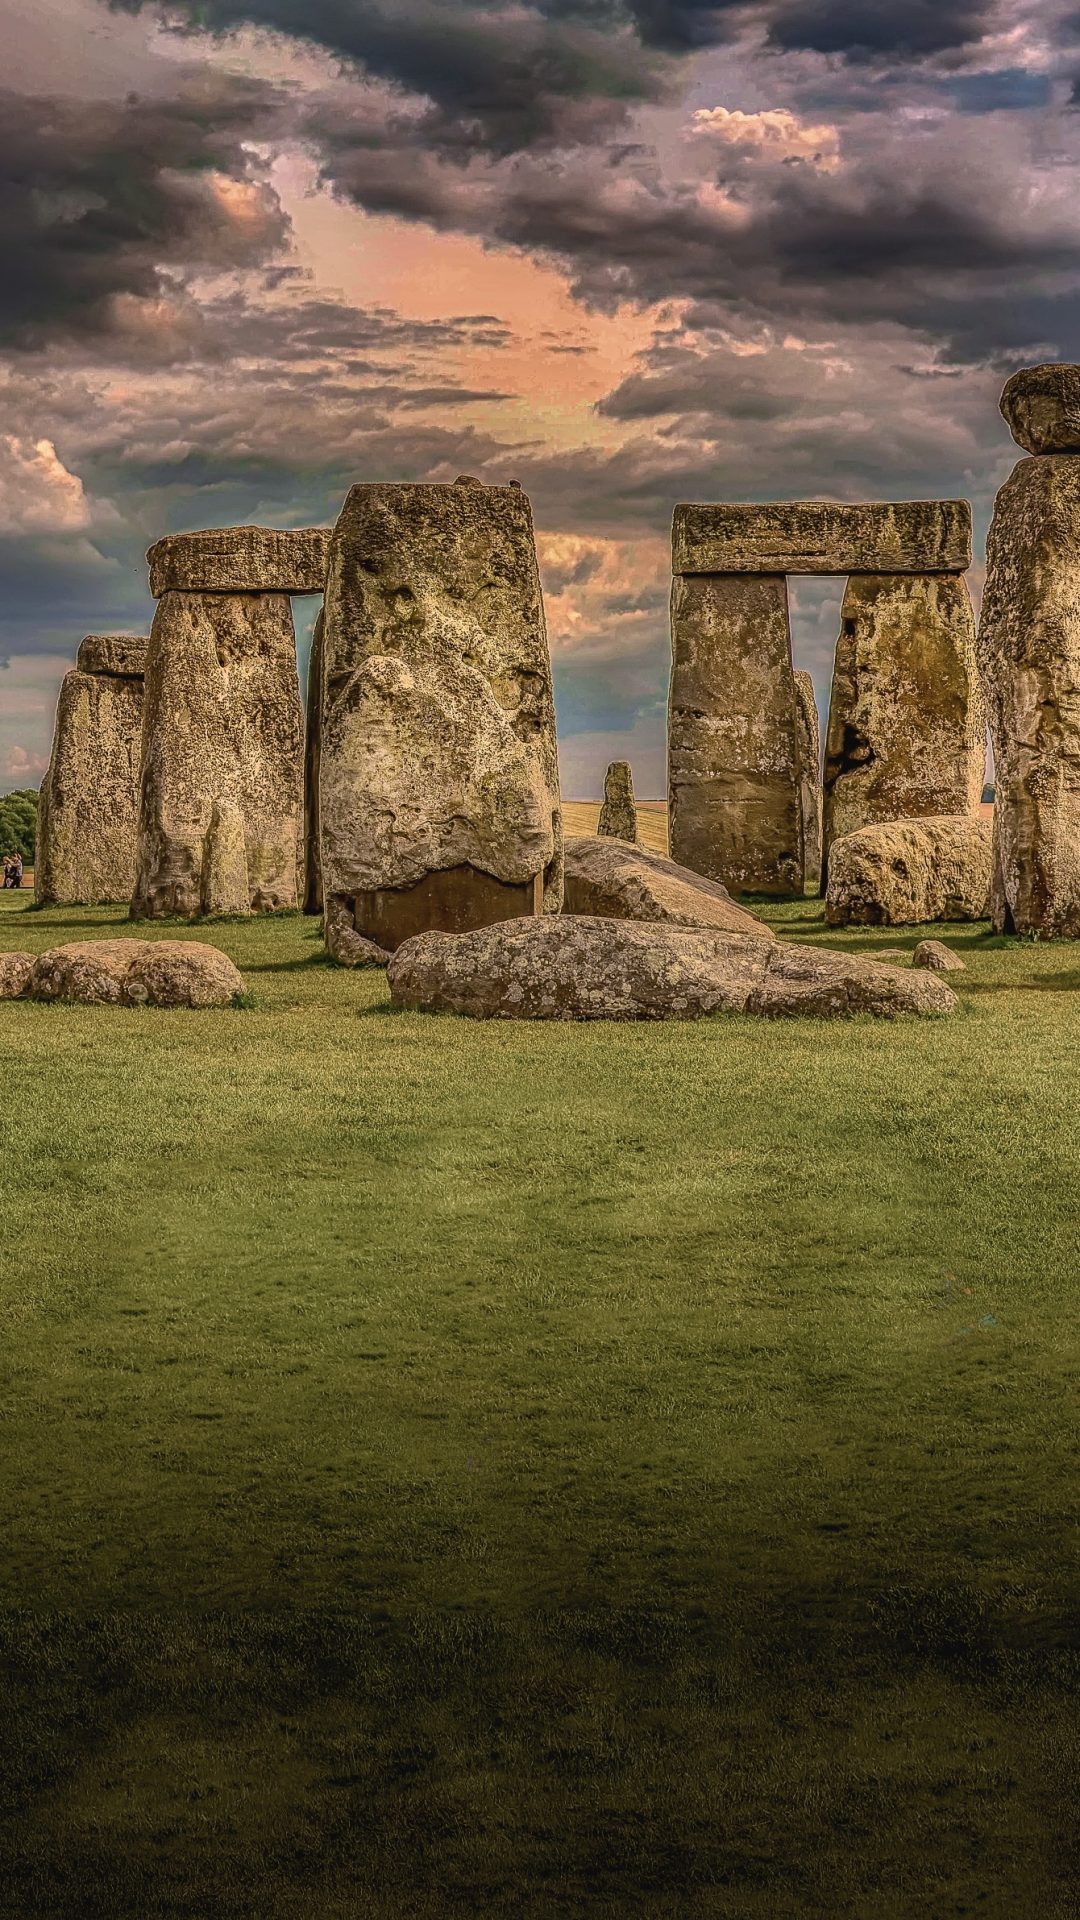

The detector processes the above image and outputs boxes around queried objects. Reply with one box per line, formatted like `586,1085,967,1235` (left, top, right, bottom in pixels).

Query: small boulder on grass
0,953,33,999
913,939,966,973
25,939,246,1007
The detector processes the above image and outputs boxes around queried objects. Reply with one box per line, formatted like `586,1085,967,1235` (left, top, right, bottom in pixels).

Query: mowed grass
3,885,1080,1918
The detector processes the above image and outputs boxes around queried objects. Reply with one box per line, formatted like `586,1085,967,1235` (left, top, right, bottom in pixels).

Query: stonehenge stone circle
978,447,1080,936
1000,364,1080,456
598,760,639,841
794,670,822,887
35,634,147,906
132,589,305,919
387,915,959,1020
669,572,803,895
672,500,971,576
825,815,992,927
147,526,330,598
821,573,984,883
318,477,562,951
561,834,774,938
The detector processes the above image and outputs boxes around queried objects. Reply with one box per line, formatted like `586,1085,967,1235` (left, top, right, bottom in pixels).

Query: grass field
3,879,1080,1917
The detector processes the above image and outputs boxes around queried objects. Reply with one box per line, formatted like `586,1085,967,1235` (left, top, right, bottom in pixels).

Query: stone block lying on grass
3,940,245,1007
387,916,958,1020
914,939,966,972
0,953,34,999
826,816,991,927
562,835,773,939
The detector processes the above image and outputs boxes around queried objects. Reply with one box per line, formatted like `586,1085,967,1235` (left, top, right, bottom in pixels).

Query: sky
2,0,1077,798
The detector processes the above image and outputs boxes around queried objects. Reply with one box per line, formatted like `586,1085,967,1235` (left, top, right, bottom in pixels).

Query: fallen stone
562,834,773,938
978,455,1080,936
669,572,802,896
35,654,146,907
913,939,965,972
324,895,390,968
1000,364,1080,456
826,816,992,927
794,670,822,888
387,915,957,1021
132,591,304,919
0,953,34,999
673,500,971,576
76,634,148,677
147,525,331,597
597,760,639,842
26,939,245,1007
822,573,985,883
319,478,562,950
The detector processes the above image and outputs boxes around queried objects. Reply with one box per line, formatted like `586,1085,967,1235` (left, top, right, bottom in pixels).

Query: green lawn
3,890,1080,1917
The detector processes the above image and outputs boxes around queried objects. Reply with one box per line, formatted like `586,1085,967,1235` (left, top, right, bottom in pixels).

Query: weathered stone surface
913,938,965,971
668,572,802,896
598,761,639,842
26,938,244,1007
147,525,331,597
319,478,562,951
825,816,992,927
0,953,34,999
35,666,145,906
978,456,1080,937
387,916,958,1020
1000,365,1080,456
304,611,324,915
821,573,985,884
794,670,822,888
76,634,148,677
131,591,304,919
673,500,971,576
324,894,390,968
562,834,774,938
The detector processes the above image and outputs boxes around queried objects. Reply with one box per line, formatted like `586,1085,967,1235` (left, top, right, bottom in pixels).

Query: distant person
3,851,24,888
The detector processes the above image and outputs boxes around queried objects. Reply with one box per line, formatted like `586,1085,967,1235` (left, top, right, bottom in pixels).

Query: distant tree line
0,789,38,864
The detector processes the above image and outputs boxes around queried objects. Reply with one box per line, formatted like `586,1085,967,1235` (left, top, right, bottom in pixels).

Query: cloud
690,104,841,167
0,438,93,535
0,75,289,348
763,0,998,60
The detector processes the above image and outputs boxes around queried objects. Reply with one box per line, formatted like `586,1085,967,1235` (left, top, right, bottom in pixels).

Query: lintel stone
77,633,148,678
672,499,971,576
148,525,331,597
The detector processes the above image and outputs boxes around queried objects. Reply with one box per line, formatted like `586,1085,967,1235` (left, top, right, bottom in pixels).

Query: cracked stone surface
387,915,958,1020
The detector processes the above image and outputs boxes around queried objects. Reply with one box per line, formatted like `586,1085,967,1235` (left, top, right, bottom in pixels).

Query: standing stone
1000,365,1080,456
318,478,562,951
978,454,1080,936
35,635,147,906
304,611,325,915
821,573,984,888
794,671,822,888
131,592,304,918
597,761,639,842
668,573,802,895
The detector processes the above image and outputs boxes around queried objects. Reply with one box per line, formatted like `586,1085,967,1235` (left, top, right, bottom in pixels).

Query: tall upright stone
821,573,984,888
132,563,308,918
978,443,1080,936
318,477,562,953
598,760,639,842
793,671,822,889
35,635,148,906
668,573,802,895
304,611,325,915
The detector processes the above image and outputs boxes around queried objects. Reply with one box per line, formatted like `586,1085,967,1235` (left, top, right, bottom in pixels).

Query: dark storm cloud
0,75,288,348
764,0,996,60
